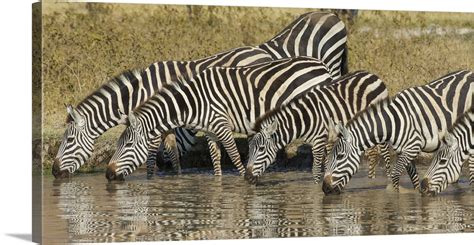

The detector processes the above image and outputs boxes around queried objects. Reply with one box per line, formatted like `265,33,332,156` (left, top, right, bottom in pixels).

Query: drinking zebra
322,70,473,194
105,57,334,180
53,11,348,179
52,46,272,179
421,107,474,195
245,71,391,184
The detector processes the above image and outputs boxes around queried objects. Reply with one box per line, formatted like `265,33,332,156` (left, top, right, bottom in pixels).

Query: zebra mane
446,105,474,134
346,97,393,125
160,78,187,92
67,68,145,123
253,107,282,132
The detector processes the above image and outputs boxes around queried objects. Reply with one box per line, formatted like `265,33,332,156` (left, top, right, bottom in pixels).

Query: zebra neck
455,113,474,158
140,87,190,138
73,61,197,139
269,105,306,148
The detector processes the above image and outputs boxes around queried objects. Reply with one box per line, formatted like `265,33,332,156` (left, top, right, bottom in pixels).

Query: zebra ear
245,118,256,131
335,122,351,142
445,133,457,149
66,104,85,126
263,120,278,136
117,109,127,124
328,118,338,141
128,111,139,129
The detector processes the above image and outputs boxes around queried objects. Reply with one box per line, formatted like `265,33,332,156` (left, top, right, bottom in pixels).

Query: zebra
53,11,349,179
258,12,348,78
245,71,391,184
52,46,273,179
421,106,474,195
105,57,334,180
322,70,473,195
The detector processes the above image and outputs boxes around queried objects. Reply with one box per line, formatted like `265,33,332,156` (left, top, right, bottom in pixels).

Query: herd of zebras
52,11,473,196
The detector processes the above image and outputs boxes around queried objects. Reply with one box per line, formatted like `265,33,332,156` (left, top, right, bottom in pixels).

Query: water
42,164,474,243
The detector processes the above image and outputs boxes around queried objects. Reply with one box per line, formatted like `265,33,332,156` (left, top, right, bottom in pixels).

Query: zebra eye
66,137,74,143
258,146,265,152
336,154,344,160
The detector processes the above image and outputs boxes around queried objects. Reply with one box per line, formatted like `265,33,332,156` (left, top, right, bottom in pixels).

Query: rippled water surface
43,165,474,243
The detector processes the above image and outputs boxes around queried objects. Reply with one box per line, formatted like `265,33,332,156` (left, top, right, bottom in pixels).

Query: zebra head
53,105,94,179
421,133,462,196
322,121,363,195
106,111,151,181
246,120,279,182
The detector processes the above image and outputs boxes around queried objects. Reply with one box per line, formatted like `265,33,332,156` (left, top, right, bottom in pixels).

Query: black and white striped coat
259,12,348,78
106,57,334,180
421,106,474,195
246,71,390,183
322,70,474,194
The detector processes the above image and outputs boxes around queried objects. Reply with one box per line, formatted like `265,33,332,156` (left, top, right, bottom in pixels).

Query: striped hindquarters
259,12,348,78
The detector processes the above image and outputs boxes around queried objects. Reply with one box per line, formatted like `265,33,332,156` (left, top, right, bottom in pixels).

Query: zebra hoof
385,184,399,192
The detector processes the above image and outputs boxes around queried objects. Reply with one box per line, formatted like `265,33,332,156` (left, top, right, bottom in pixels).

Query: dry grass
348,10,473,95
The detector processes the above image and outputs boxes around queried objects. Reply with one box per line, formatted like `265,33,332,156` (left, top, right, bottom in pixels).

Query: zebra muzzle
420,178,436,196
52,159,70,179
106,163,125,182
322,175,341,195
244,166,258,185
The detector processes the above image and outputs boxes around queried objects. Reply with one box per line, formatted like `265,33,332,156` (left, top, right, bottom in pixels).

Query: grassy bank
37,3,474,171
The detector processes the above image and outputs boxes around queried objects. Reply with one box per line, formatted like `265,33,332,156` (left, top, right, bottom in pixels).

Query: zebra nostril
106,163,117,181
322,174,337,195
52,159,70,179
52,159,60,177
244,168,258,185
420,178,430,193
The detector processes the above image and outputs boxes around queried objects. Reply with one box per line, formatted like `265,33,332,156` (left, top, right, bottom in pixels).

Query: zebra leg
404,161,420,190
163,132,182,175
390,150,420,190
206,135,222,176
146,136,163,179
174,128,199,159
311,140,327,184
469,154,474,185
145,149,158,179
379,143,392,177
213,124,245,176
366,146,379,179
